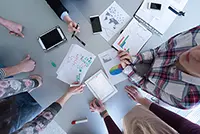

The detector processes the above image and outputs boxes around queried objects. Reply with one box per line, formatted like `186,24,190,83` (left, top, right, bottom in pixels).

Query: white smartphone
90,15,102,34
38,26,67,52
148,2,162,10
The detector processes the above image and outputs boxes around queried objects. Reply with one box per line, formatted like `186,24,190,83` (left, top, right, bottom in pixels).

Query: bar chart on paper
117,35,130,52
112,18,152,55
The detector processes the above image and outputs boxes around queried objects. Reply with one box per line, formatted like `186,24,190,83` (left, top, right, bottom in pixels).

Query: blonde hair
130,118,157,134
123,105,178,134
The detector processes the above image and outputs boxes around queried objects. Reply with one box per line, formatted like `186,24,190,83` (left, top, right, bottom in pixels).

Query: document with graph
112,18,152,55
98,48,127,85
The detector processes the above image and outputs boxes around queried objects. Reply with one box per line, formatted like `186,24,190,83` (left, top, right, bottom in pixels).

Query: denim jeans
0,63,42,133
9,92,42,133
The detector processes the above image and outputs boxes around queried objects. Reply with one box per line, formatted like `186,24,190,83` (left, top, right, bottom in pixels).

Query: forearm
149,103,200,134
14,91,71,134
63,15,73,24
56,92,71,107
102,111,122,134
0,16,7,27
13,102,62,134
0,78,38,99
1,65,22,78
123,66,143,86
135,49,155,64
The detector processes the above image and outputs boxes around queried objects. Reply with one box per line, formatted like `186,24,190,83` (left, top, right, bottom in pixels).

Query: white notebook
57,44,96,84
135,0,188,35
112,18,152,55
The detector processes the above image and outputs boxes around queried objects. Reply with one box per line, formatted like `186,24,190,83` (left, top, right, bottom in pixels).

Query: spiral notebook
135,0,188,35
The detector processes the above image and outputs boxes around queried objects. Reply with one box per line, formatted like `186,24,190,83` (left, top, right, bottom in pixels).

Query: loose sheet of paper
85,70,118,103
112,18,152,55
100,1,131,42
57,44,96,84
98,48,127,85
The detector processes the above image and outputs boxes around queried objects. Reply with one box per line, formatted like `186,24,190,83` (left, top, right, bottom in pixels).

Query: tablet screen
40,28,63,49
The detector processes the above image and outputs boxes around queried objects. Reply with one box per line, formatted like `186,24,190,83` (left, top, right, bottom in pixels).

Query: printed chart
98,48,127,85
100,1,131,42
112,18,152,55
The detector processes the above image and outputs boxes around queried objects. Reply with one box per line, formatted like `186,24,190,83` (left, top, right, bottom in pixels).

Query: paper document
98,48,127,85
85,70,118,103
135,0,188,34
112,18,152,55
57,44,96,84
100,1,131,42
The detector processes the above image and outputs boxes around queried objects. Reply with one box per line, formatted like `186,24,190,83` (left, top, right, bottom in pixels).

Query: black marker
71,23,79,38
74,35,86,46
111,46,135,67
168,6,185,16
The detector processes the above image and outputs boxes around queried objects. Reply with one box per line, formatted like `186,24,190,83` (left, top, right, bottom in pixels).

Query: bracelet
100,110,108,117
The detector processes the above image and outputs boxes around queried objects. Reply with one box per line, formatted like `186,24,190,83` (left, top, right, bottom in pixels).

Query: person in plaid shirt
118,25,200,109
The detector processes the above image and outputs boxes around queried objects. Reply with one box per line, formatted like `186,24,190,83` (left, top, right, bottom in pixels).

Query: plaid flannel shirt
0,68,6,79
124,26,200,109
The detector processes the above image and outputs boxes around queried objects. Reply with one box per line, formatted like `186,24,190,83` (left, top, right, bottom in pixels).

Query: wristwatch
100,110,108,117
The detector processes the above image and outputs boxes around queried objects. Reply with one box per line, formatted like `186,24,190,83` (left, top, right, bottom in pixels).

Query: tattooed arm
13,84,85,134
0,78,39,99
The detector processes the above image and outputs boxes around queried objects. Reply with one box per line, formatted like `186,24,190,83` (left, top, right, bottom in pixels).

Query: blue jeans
9,92,42,133
0,63,42,133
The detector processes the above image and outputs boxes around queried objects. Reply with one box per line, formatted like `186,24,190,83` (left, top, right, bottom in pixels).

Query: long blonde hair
130,118,157,134
123,105,178,134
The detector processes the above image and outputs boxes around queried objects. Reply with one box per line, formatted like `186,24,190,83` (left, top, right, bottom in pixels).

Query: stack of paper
57,44,96,84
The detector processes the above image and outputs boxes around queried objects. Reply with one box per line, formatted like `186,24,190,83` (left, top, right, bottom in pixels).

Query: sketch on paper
57,44,96,84
100,1,131,42
98,48,127,85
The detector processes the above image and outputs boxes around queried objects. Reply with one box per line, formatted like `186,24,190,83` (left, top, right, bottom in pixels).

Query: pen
74,35,86,46
168,6,185,16
111,46,135,67
71,23,79,38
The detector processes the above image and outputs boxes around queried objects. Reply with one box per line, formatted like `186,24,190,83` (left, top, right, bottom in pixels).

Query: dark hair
0,97,17,134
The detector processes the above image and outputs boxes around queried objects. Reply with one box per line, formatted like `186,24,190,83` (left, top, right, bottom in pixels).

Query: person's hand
90,98,106,113
67,83,85,97
125,86,145,103
118,50,132,69
17,55,36,73
5,20,24,38
68,21,80,33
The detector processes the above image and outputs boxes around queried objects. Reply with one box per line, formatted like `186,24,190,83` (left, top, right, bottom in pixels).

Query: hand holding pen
71,23,80,38
71,23,86,46
68,22,80,33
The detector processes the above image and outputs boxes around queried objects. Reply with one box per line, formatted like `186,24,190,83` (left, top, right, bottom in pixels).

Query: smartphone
148,2,162,10
38,26,67,52
90,15,102,34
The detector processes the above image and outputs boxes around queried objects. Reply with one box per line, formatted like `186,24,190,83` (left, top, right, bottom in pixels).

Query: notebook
135,0,188,35
112,18,152,55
